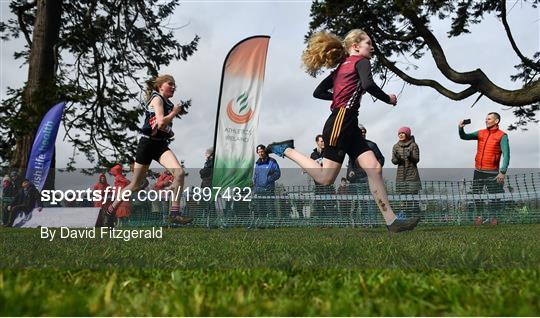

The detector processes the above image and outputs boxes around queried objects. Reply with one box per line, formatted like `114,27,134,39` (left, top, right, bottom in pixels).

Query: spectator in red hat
392,126,421,217
108,164,131,221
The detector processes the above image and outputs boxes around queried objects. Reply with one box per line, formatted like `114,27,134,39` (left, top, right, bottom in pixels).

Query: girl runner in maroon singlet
267,30,419,233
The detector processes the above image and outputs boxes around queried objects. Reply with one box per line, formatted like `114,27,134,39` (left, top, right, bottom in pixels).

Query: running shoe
266,140,294,158
168,214,194,225
387,216,420,233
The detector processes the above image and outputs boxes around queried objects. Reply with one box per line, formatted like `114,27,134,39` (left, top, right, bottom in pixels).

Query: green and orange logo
226,92,253,124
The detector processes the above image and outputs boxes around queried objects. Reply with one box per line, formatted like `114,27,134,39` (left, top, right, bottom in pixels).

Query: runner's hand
389,94,397,106
172,104,183,115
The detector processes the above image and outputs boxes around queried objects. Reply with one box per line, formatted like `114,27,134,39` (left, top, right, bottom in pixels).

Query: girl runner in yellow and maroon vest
266,29,419,233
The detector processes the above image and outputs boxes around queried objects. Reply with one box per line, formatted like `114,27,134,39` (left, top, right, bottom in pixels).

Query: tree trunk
11,0,62,190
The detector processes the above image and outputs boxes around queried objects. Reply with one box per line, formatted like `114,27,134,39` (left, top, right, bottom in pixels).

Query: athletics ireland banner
212,36,270,188
25,102,65,191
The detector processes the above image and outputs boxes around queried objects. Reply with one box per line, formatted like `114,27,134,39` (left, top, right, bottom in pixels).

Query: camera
463,119,471,125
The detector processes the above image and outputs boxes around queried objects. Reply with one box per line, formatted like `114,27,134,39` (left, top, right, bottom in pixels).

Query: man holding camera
459,112,510,224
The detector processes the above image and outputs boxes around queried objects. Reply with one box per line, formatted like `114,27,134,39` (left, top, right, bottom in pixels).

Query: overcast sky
1,1,539,175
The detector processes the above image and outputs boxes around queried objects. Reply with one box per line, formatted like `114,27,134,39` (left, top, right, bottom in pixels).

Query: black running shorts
135,137,171,165
322,108,371,163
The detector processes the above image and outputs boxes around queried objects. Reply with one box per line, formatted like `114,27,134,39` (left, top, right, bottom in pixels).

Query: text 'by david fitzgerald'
40,227,163,241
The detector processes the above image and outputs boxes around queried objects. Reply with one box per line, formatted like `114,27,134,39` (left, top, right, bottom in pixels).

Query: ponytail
302,29,369,76
144,74,175,100
302,31,346,77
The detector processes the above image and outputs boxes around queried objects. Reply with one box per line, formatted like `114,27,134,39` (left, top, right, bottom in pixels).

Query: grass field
1,224,540,316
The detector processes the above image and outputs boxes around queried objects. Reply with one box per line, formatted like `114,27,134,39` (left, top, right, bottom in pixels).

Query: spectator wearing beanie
3,175,16,197
391,127,421,216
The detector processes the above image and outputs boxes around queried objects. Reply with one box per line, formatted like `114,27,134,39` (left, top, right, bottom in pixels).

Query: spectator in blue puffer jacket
252,145,281,220
253,144,281,194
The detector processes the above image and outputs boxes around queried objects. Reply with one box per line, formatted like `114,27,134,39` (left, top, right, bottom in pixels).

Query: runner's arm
313,73,334,100
356,59,391,103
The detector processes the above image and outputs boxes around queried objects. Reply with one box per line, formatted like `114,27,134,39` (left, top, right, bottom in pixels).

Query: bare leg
158,150,185,209
283,148,341,185
111,163,149,209
356,151,397,225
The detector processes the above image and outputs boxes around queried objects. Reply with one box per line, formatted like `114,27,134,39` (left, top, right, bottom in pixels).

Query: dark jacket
310,148,324,164
253,157,281,193
10,184,43,212
347,139,385,183
3,181,17,197
391,136,421,193
199,154,214,188
10,175,22,194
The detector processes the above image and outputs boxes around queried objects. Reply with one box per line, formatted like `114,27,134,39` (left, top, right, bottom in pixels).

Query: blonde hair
145,74,175,100
302,29,369,77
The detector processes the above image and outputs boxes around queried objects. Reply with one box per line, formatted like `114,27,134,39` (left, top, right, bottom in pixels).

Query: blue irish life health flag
25,102,65,191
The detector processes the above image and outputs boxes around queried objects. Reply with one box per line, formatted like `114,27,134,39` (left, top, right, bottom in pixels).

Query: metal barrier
0,173,538,228
124,172,540,228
